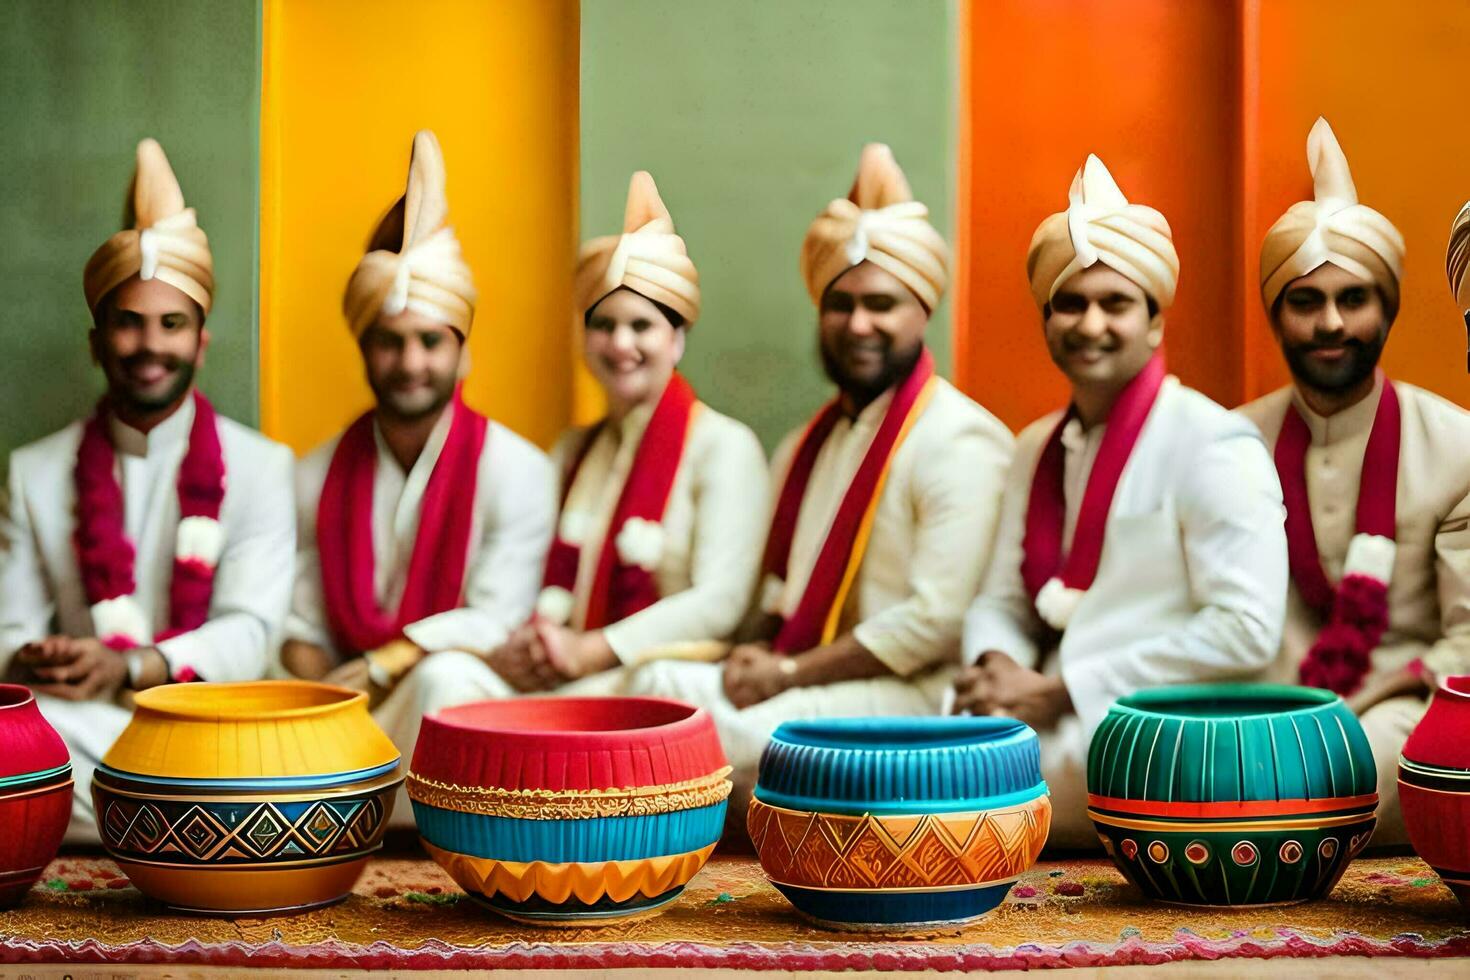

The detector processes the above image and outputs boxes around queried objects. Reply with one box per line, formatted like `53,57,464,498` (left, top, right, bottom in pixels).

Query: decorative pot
409,696,730,927
1399,674,1470,912
748,717,1051,932
0,684,73,909
1088,683,1376,907
92,681,401,915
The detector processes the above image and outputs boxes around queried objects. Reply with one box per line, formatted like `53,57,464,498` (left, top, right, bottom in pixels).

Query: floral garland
1021,352,1167,630
537,373,697,630
73,390,225,680
1277,378,1401,696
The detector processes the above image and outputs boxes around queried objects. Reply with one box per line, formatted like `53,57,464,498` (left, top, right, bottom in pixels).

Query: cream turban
800,143,949,311
343,130,476,338
1448,201,1470,312
1259,117,1404,311
1026,155,1178,310
575,171,700,325
83,139,214,317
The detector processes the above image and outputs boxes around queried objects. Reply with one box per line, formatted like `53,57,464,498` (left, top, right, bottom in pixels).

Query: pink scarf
318,388,488,655
541,373,698,630
763,348,937,654
1021,352,1167,629
74,390,226,677
1276,377,1400,695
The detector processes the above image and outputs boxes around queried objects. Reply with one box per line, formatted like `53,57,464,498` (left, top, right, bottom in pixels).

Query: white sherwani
1240,377,1470,843
0,397,296,842
965,380,1288,847
405,403,768,702
285,404,555,816
631,378,1015,779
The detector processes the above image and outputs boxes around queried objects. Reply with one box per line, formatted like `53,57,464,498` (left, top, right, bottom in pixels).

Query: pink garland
1275,378,1400,698
73,391,225,669
540,373,697,630
1299,574,1390,695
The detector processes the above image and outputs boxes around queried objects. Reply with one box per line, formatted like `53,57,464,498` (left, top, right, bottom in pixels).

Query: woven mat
0,853,1466,971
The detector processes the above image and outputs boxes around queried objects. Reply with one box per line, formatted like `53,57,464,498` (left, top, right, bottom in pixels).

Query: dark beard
110,354,196,413
819,338,924,408
1281,330,1385,396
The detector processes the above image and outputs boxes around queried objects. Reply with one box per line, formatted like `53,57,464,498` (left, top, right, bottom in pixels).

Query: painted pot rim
1110,683,1340,721
770,715,1029,751
0,683,37,711
1435,674,1470,700
428,696,703,739
94,758,402,792
131,680,366,722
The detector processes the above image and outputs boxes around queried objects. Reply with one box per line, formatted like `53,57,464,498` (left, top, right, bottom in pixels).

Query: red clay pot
412,696,727,793
1399,675,1470,912
0,684,73,908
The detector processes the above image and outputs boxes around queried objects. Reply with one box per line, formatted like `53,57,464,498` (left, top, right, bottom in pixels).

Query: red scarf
542,373,698,629
763,348,937,654
318,388,488,655
1020,352,1167,625
74,390,226,667
1276,377,1400,695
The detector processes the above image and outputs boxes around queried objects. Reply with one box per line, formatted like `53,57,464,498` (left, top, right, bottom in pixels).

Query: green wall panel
0,0,260,463
581,0,957,450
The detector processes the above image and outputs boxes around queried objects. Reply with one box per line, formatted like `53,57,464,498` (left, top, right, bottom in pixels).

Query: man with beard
279,132,554,796
1240,118,1470,843
956,154,1287,847
0,138,296,842
631,144,1014,794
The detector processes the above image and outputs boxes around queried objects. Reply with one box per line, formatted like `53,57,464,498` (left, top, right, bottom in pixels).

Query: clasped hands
5,635,145,701
950,650,1071,731
485,619,619,693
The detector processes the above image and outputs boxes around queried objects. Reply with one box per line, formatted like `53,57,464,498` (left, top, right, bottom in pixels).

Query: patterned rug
0,853,1466,971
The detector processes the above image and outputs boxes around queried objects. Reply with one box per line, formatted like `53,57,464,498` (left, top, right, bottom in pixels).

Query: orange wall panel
959,0,1470,426
1247,0,1470,405
260,0,579,453
960,0,1242,432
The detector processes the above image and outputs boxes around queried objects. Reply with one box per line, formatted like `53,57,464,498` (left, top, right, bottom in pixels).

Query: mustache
1294,336,1369,353
118,352,185,372
1061,332,1120,353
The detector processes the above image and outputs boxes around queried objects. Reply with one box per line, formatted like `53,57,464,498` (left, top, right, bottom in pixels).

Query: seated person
631,144,1015,814
280,131,554,794
957,154,1287,847
473,170,768,694
1240,119,1470,844
0,139,294,842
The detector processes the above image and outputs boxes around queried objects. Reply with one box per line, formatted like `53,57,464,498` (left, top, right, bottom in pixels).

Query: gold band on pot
405,767,733,820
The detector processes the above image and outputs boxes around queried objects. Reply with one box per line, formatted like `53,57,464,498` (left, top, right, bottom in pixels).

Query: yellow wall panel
260,0,578,453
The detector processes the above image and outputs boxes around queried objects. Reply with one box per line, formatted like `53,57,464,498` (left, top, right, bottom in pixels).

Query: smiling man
631,144,1014,799
279,131,554,796
0,138,295,842
957,155,1287,847
1240,118,1470,844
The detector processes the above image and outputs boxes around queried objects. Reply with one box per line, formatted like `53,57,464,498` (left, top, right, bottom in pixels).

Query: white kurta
964,379,1288,847
285,403,555,817
400,403,769,705
631,378,1015,781
0,396,296,842
1239,377,1470,843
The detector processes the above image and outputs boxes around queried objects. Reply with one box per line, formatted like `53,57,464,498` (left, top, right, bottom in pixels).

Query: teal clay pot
1087,684,1376,907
